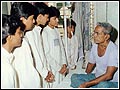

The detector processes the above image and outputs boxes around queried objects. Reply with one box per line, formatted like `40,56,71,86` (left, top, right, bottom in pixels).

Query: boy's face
49,16,58,28
55,18,59,27
67,26,72,33
67,25,75,34
10,27,23,48
71,25,75,31
37,14,49,26
21,15,35,31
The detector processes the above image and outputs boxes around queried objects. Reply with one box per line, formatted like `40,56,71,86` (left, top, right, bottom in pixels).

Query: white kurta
1,47,18,88
42,25,67,88
62,35,79,69
25,26,50,88
13,37,41,88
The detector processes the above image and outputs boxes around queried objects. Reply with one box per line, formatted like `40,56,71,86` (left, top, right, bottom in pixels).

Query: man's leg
95,81,118,88
70,73,95,88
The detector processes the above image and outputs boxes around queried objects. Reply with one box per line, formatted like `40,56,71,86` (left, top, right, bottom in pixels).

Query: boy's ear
20,17,25,21
6,35,12,41
38,14,42,18
36,14,41,21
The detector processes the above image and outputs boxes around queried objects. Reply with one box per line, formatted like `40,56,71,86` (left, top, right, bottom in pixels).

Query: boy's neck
48,24,55,29
2,44,13,53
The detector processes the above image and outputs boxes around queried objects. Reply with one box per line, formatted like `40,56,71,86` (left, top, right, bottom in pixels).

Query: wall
2,2,11,15
2,2,8,14
94,2,119,44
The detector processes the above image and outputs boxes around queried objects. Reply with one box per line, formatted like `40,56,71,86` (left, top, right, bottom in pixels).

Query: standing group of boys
2,2,79,88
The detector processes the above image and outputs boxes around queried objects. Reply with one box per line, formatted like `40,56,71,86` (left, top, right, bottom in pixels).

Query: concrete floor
55,60,86,88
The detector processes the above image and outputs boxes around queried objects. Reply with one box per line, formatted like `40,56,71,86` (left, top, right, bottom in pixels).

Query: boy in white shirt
63,18,79,70
42,6,67,88
25,2,54,88
2,14,24,88
10,2,41,88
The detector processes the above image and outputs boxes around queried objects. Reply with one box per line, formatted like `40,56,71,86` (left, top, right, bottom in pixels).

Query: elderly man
71,22,118,88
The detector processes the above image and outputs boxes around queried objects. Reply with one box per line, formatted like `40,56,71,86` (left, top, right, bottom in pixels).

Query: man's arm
85,62,96,74
79,66,117,88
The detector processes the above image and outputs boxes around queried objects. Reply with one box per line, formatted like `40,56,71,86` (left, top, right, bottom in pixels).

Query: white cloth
72,2,84,55
62,35,79,69
25,26,50,88
13,38,41,88
89,41,118,82
42,25,67,87
1,47,18,88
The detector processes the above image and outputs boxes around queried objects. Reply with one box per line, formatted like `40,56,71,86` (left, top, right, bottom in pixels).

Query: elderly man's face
92,25,107,44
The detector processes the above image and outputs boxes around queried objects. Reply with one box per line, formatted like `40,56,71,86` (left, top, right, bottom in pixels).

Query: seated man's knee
71,74,78,80
70,74,80,88
71,74,86,88
97,81,110,88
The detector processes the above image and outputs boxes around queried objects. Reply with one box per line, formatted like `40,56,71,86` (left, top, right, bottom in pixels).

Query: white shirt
42,25,67,72
42,25,67,87
13,38,41,88
62,35,79,68
25,25,49,78
1,47,18,88
89,41,118,82
25,26,51,88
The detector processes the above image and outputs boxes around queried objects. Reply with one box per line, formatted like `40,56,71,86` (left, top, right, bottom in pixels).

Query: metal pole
63,2,68,62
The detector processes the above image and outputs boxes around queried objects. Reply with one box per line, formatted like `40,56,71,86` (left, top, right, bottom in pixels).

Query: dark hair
2,14,10,44
48,6,60,18
10,2,38,20
33,2,49,25
9,15,25,34
33,2,49,16
2,14,25,44
63,18,76,35
67,18,76,27
110,27,118,43
53,7,60,18
63,18,76,28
